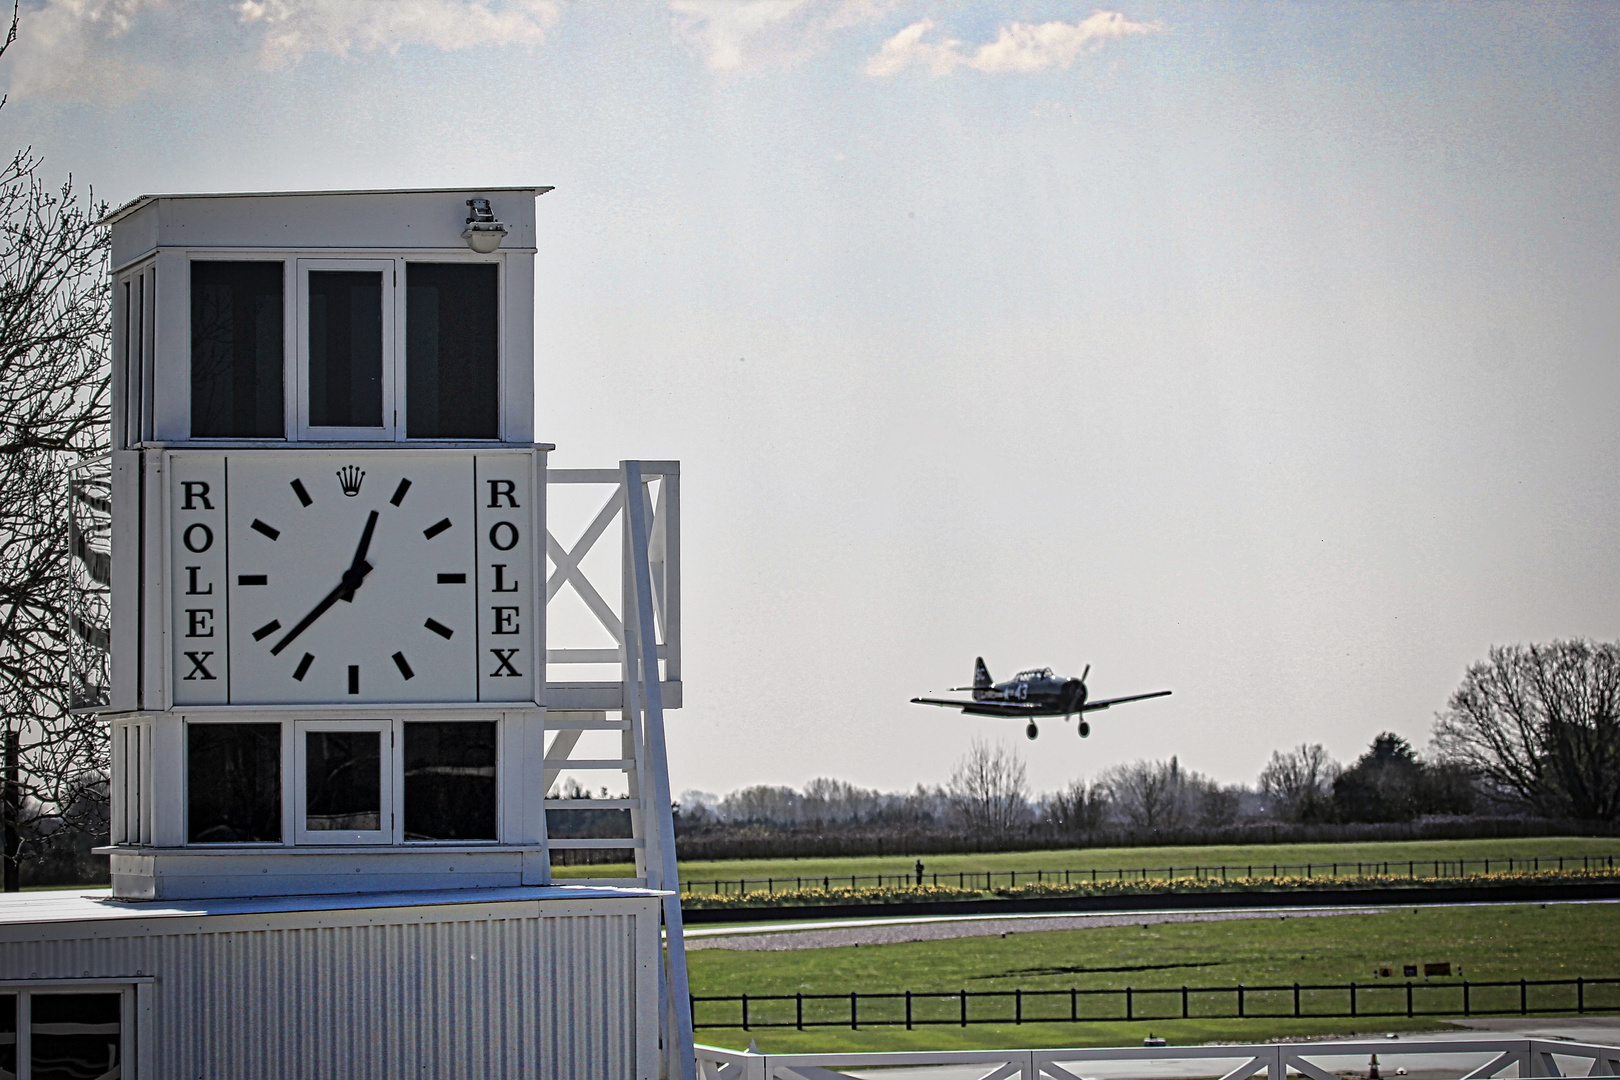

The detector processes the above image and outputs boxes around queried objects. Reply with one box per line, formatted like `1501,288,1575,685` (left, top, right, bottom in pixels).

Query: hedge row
678,868,1620,910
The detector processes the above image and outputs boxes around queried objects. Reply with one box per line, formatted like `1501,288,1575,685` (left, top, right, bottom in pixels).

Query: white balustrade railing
695,1037,1620,1080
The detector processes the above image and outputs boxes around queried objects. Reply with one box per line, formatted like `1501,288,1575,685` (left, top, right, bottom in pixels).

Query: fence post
797,992,803,1031
1237,985,1244,1018
1464,981,1470,1017
1072,987,1078,1022
1521,978,1528,1015
1406,982,1413,1018
1578,977,1584,1014
1294,983,1300,1017
1350,982,1357,1017
742,994,749,1031
1126,987,1133,1020
961,989,968,1027
906,990,913,1030
1182,985,1189,1019
851,991,858,1030
1017,988,1023,1025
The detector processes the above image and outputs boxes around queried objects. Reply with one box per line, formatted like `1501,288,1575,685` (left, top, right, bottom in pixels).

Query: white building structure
18,187,695,1079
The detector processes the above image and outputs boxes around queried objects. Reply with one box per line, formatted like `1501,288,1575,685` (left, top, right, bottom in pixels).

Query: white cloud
2,0,170,103
671,0,897,74
236,0,563,67
865,10,1164,77
0,0,564,103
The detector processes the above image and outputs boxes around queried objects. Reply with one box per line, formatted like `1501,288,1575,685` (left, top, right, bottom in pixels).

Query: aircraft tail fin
973,657,992,698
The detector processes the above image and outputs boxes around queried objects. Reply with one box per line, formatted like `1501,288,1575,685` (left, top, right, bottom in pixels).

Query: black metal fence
690,977,1620,1031
681,854,1620,895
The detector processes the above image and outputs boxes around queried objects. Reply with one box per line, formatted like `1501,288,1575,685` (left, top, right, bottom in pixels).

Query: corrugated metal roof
0,883,662,926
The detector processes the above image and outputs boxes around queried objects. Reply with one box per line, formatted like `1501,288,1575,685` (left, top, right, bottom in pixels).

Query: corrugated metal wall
0,900,656,1079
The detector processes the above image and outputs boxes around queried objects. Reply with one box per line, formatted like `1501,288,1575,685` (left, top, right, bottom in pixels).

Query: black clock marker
293,653,314,681
347,665,360,695
251,519,280,541
437,573,466,584
290,478,313,507
424,618,454,640
392,651,415,680
252,619,282,641
238,574,268,586
390,478,412,506
423,517,452,539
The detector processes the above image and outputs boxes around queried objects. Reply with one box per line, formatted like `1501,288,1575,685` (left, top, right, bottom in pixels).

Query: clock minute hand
269,560,373,656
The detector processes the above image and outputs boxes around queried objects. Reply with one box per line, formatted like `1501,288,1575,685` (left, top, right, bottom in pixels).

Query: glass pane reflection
0,992,14,1080
307,270,383,428
305,730,381,831
404,721,496,841
30,993,120,1080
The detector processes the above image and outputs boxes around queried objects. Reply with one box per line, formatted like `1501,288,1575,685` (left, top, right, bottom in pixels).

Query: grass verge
687,902,1620,1052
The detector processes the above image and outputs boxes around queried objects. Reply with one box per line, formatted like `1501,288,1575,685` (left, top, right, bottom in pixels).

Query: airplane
911,657,1171,740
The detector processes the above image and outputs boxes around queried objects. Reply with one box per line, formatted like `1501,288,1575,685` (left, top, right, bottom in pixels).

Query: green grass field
553,836,1620,885
687,901,1620,1052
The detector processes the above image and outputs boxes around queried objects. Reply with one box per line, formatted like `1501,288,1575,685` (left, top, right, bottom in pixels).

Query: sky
3,0,1617,799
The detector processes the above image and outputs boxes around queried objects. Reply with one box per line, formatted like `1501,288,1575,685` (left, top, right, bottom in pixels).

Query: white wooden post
625,460,696,1080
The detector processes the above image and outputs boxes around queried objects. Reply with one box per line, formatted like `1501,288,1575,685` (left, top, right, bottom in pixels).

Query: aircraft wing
910,696,1046,717
1080,689,1172,712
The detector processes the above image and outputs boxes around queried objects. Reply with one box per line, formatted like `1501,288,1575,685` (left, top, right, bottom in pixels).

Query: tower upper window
190,261,285,439
406,262,499,439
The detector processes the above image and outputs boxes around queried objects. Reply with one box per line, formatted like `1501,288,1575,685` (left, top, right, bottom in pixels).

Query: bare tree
0,4,113,889
1433,640,1620,821
1100,757,1186,831
1258,743,1339,822
946,737,1030,837
1040,778,1111,838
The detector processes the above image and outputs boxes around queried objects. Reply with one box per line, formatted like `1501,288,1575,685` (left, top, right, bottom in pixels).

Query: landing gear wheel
1078,721,1091,738
1025,722,1039,740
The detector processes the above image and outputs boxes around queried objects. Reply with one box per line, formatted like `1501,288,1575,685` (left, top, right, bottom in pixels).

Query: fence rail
680,855,1619,895
690,976,1620,1031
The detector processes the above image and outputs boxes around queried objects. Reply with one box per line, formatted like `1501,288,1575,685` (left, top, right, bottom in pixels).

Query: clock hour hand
340,510,380,602
269,560,372,656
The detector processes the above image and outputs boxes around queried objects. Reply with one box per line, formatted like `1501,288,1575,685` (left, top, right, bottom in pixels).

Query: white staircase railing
542,461,693,1080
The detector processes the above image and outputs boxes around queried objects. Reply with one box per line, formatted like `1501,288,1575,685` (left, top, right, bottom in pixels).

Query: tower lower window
187,723,281,844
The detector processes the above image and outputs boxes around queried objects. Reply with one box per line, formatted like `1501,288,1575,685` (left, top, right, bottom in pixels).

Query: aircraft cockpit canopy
1014,668,1054,681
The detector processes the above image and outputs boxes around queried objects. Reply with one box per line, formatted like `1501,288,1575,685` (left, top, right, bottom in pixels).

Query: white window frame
0,982,142,1080
294,719,395,845
397,717,502,845
295,259,398,442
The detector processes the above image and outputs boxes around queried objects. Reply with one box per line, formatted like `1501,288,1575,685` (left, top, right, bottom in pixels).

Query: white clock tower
0,188,695,1080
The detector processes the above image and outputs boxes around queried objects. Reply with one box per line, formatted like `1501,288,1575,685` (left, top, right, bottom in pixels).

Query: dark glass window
305,731,381,831
406,263,498,439
308,271,383,428
0,992,14,1080
30,993,120,1080
403,721,496,841
191,261,284,438
188,723,281,843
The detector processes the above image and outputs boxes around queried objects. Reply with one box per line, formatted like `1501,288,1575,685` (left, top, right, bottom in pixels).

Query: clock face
168,450,537,706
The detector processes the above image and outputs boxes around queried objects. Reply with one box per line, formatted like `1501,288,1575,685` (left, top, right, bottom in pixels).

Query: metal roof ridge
99,184,554,226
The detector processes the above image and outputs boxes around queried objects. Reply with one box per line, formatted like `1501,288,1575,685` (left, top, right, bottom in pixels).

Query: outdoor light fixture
462,197,508,253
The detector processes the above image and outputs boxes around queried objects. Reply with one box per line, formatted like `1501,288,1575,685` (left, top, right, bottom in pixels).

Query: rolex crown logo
337,466,366,497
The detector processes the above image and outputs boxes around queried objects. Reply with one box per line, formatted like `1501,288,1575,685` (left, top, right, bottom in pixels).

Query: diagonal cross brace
546,486,625,644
